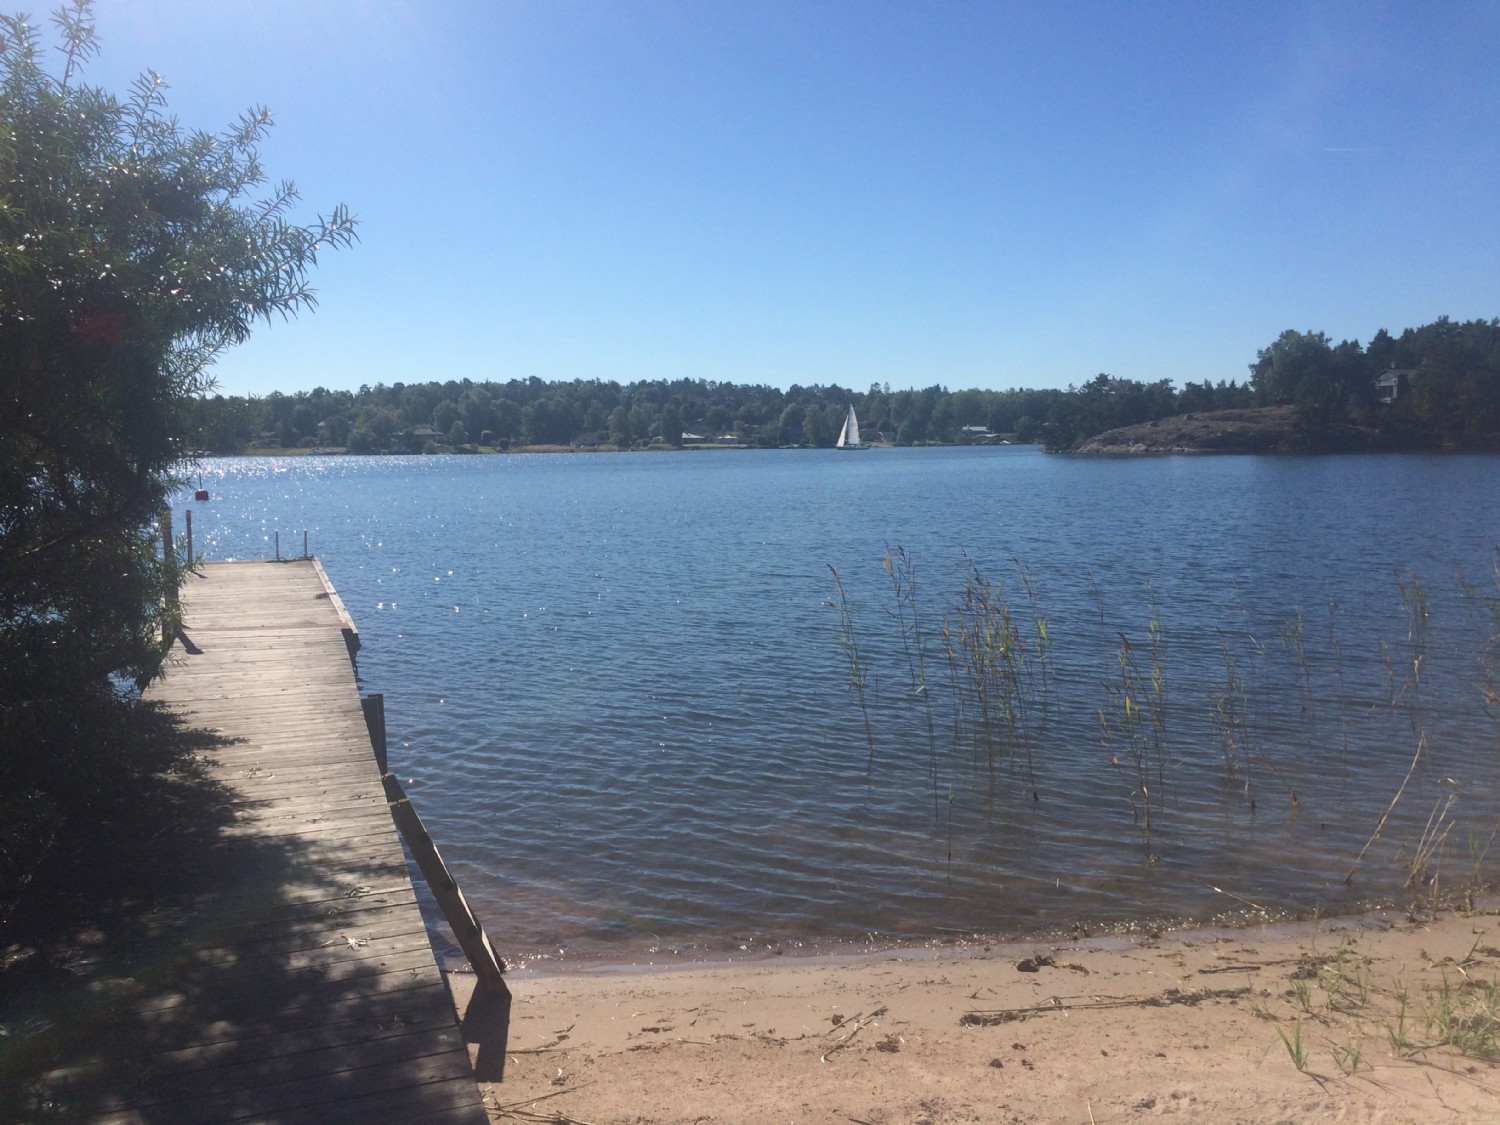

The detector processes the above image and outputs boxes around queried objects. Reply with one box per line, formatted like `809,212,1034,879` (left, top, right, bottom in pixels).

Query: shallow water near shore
176,447,1500,965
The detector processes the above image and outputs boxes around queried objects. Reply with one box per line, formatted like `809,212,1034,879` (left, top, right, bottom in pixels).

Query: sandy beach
448,906,1500,1124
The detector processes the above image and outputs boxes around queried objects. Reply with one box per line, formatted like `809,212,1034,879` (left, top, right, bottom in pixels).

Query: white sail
837,405,862,449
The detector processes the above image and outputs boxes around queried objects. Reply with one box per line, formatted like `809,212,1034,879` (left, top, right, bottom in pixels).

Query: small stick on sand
823,1005,889,1057
489,1080,597,1115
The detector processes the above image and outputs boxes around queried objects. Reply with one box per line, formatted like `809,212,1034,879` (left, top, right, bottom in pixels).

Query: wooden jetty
36,560,490,1123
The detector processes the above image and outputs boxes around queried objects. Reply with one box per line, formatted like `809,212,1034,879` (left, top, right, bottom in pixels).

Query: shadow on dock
0,704,482,1122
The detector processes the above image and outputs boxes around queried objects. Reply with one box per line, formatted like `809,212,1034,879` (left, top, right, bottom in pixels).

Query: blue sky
83,0,1500,399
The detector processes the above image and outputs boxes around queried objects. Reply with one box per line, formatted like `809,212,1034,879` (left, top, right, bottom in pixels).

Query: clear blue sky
83,0,1500,399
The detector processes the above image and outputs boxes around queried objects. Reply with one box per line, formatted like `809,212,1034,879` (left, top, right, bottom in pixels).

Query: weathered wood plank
383,773,509,1003
54,1025,476,1117
36,560,487,1123
105,952,448,1019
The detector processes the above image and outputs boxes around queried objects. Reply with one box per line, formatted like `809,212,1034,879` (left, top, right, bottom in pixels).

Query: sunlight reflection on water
177,448,1500,962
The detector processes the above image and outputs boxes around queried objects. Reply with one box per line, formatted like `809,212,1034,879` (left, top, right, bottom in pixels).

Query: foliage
189,376,1151,453
1251,319,1500,448
0,1,354,920
189,314,1496,455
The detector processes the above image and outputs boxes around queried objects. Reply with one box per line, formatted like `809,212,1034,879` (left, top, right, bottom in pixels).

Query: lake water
176,448,1500,965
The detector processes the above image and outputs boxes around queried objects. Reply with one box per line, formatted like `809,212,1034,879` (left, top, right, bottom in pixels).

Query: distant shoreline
200,408,1500,458
199,440,1025,457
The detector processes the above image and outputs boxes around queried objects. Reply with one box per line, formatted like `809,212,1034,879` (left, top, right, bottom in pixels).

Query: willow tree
0,1,355,912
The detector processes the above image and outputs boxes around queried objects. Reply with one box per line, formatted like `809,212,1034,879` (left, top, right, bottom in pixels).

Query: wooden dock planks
38,560,488,1124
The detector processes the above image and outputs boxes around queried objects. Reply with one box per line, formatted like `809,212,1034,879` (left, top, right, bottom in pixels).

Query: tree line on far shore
191,315,1500,455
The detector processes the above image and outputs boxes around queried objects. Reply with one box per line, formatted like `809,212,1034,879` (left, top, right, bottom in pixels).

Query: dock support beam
361,694,388,773
382,772,510,1002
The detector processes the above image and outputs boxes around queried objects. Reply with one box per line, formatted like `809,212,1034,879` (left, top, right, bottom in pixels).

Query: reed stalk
1236,616,1299,810
827,564,875,769
883,545,920,693
1280,606,1314,721
1405,794,1457,904
1453,564,1499,735
1245,631,1269,756
1086,568,1106,628
1458,553,1500,736
954,567,1000,782
836,548,1498,899
1145,592,1168,812
1326,596,1351,765
1213,631,1254,808
1230,583,1271,754
946,783,955,876
883,545,940,812
940,614,966,753
1098,630,1152,830
1345,733,1426,885
1353,570,1441,890
953,558,1037,798
1014,559,1056,714
1396,570,1430,737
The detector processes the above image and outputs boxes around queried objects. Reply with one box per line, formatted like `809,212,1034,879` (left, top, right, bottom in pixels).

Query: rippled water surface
178,449,1500,962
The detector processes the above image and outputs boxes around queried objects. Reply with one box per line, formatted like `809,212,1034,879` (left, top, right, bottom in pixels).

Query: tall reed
1145,591,1168,808
1086,568,1106,627
1213,631,1253,808
1014,560,1056,714
883,545,940,811
827,564,875,769
1454,569,1490,716
826,548,1500,901
1405,794,1457,903
1280,607,1313,720
1229,587,1303,809
1396,570,1430,737
946,558,1038,798
1098,629,1154,831
1326,596,1351,764
1346,734,1426,885
1348,571,1440,885
1454,554,1500,734
940,614,966,753
1096,600,1169,834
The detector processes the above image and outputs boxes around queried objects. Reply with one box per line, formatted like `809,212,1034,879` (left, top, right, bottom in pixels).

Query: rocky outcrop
1075,407,1381,454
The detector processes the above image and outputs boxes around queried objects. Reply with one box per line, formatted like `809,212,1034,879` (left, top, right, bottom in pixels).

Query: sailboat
835,404,866,450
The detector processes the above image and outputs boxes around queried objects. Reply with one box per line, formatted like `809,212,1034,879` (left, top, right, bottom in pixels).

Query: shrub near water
0,1,353,923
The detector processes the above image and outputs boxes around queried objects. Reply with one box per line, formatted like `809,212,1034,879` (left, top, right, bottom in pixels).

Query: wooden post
185,509,193,566
274,530,280,561
303,530,309,559
361,694,387,773
160,506,177,643
160,505,174,568
382,773,510,1002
